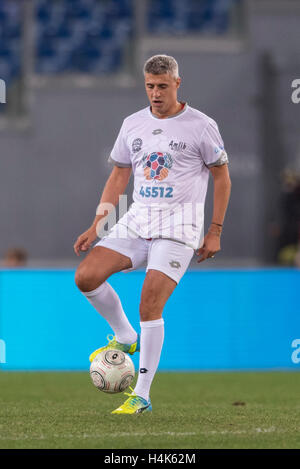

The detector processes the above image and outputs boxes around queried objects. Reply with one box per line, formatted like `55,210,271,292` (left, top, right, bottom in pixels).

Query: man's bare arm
209,163,231,226
74,166,132,256
196,164,231,262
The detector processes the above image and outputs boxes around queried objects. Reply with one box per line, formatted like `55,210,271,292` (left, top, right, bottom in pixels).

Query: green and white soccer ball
90,349,135,394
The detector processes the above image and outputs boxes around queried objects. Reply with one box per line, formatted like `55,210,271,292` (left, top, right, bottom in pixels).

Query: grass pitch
0,371,299,449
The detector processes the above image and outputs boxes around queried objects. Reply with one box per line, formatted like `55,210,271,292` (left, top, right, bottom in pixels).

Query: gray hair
143,55,179,79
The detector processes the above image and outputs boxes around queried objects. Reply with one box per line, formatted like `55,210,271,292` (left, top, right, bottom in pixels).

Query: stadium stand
0,0,239,81
0,0,21,84
35,0,132,74
147,0,235,35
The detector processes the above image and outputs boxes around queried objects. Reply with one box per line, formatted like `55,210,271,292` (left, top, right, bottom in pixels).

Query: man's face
144,73,181,115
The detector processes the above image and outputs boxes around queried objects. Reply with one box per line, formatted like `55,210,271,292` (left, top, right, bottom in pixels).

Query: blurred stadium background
0,0,300,372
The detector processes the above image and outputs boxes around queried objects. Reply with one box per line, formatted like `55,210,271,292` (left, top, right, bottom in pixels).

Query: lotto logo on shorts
142,152,173,181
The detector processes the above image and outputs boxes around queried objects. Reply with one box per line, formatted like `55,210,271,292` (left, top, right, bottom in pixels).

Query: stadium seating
0,0,21,84
0,0,237,82
148,0,233,35
35,0,132,74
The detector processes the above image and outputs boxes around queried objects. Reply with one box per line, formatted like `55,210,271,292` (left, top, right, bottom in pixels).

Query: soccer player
74,55,231,414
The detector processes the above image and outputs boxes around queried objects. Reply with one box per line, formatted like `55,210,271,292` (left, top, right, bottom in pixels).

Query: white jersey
108,103,228,249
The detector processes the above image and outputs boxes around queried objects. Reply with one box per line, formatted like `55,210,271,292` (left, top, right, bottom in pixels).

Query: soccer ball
89,349,135,394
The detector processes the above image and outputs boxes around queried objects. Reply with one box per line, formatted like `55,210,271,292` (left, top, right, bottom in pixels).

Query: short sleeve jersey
108,103,228,249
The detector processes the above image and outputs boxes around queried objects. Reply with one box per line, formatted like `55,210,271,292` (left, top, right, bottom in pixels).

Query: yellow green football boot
89,334,140,363
111,388,152,415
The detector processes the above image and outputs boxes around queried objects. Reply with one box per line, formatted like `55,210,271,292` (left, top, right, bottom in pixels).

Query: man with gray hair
143,54,179,78
74,54,231,414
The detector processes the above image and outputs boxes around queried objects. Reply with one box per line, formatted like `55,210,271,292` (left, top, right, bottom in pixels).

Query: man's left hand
196,231,221,263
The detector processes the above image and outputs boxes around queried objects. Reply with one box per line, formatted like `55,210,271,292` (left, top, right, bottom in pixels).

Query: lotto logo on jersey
142,152,173,181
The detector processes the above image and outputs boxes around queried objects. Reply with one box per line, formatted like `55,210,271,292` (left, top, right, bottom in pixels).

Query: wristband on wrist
211,222,223,227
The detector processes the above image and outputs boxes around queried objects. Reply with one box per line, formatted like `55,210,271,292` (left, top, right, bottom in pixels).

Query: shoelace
103,334,116,349
107,334,115,343
122,387,140,408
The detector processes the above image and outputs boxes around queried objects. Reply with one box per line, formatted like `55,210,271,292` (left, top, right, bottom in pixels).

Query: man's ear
176,77,181,89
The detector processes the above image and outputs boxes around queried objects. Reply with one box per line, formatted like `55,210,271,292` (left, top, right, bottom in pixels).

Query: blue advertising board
0,269,299,371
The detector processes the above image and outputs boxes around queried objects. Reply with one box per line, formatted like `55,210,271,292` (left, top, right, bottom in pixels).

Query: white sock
83,282,137,345
133,318,164,401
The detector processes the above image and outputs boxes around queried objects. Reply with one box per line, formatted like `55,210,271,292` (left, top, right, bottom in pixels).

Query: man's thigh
147,238,194,284
75,246,132,292
95,225,149,271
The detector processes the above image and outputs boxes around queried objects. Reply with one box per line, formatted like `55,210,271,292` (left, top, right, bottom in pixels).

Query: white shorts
94,224,194,284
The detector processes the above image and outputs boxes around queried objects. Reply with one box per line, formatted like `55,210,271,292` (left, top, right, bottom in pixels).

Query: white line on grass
204,427,280,435
0,427,292,441
0,431,196,441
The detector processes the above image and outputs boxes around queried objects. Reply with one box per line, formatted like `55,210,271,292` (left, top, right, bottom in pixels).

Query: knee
75,264,102,292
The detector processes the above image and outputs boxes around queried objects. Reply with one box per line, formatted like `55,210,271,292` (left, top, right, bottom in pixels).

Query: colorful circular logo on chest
142,152,173,181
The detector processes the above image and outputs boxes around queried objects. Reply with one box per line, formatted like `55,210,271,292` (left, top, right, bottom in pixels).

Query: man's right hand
74,226,98,256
